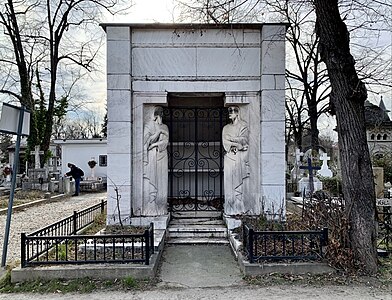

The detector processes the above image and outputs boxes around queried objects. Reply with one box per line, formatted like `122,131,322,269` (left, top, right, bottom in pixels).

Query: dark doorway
163,94,227,211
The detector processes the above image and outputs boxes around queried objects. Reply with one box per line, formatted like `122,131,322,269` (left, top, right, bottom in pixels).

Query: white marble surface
107,184,131,225
132,80,261,93
261,121,285,153
105,24,287,220
107,90,131,121
261,40,285,75
262,25,286,41
262,74,285,90
107,40,130,74
132,28,261,46
107,122,131,154
261,90,285,121
107,153,131,185
132,48,260,78
261,153,286,185
107,75,130,90
106,26,130,41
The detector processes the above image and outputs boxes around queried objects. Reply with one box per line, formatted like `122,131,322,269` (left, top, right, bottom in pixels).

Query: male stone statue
222,105,250,215
143,106,169,216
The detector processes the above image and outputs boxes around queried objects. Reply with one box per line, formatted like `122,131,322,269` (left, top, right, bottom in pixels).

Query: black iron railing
21,223,154,267
21,199,155,267
243,225,328,263
28,200,106,237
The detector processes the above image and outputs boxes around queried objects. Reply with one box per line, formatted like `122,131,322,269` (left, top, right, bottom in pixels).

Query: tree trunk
314,0,378,274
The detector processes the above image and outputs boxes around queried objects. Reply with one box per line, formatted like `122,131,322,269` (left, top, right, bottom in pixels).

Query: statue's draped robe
143,121,169,215
222,120,250,215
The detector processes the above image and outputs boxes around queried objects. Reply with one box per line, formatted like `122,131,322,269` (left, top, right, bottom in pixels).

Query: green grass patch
0,274,154,294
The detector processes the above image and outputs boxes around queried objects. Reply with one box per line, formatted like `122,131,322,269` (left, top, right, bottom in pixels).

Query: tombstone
290,148,304,182
299,157,322,194
317,152,333,178
103,23,287,226
373,167,384,198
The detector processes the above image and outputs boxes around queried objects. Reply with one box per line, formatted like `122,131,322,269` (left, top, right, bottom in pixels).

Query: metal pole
1,107,25,267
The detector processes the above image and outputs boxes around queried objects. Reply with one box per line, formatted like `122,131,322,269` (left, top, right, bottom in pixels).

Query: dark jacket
66,165,84,179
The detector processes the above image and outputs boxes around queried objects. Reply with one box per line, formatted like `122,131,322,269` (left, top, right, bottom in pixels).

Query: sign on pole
0,103,30,135
0,103,30,268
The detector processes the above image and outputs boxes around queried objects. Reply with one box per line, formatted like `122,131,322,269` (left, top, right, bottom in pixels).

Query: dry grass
0,190,50,209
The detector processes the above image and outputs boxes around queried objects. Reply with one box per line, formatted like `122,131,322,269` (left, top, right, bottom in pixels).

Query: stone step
167,237,230,245
170,219,225,226
168,226,227,239
169,224,226,231
171,211,222,220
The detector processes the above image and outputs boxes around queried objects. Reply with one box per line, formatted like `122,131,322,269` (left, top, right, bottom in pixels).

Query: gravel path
0,192,107,266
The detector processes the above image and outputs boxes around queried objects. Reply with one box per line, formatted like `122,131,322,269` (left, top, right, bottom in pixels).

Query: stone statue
143,106,169,215
222,105,250,215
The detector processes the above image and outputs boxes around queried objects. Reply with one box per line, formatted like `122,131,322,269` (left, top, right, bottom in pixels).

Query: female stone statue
222,106,250,215
143,106,169,215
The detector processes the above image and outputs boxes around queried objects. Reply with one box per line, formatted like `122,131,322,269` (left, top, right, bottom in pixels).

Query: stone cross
318,153,333,177
32,145,44,169
295,148,304,166
299,157,321,194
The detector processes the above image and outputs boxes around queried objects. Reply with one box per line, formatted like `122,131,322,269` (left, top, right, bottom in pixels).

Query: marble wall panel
261,121,285,153
107,122,131,154
132,28,260,46
106,26,130,41
261,40,285,75
132,48,196,77
261,90,285,121
262,25,286,41
107,40,130,74
261,74,285,90
107,153,131,185
261,185,286,216
261,153,286,185
132,80,261,93
107,184,131,225
197,48,260,77
107,90,131,122
107,75,130,90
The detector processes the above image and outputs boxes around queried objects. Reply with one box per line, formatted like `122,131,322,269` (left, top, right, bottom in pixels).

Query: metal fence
243,224,328,263
21,200,155,267
28,200,106,237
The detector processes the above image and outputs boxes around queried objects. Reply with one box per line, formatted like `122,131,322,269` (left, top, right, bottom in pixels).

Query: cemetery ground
0,192,391,299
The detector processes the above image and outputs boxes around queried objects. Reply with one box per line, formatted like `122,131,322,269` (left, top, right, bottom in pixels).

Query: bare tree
313,0,378,274
0,0,129,166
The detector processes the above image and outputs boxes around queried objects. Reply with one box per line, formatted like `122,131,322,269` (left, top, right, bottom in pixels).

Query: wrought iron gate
163,107,227,211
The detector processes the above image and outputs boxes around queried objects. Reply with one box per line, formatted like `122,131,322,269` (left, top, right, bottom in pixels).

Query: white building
53,139,107,180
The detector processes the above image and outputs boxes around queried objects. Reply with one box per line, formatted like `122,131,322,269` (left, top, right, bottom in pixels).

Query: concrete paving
158,244,244,288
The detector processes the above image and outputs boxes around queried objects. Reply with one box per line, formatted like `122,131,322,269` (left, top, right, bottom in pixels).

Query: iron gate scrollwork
163,107,227,211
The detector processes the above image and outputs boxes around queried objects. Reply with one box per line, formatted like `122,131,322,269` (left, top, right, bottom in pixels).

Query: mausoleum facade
102,23,287,225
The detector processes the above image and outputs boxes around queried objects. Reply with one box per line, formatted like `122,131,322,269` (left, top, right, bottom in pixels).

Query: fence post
249,228,254,263
150,222,154,254
322,227,328,246
73,211,77,235
145,229,150,265
21,233,26,268
101,200,105,213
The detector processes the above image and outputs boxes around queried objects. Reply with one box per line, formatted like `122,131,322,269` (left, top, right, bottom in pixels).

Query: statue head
153,106,164,124
228,106,240,121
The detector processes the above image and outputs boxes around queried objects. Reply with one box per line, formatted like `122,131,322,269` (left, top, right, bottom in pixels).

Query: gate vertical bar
194,108,198,210
219,107,224,201
169,108,174,208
